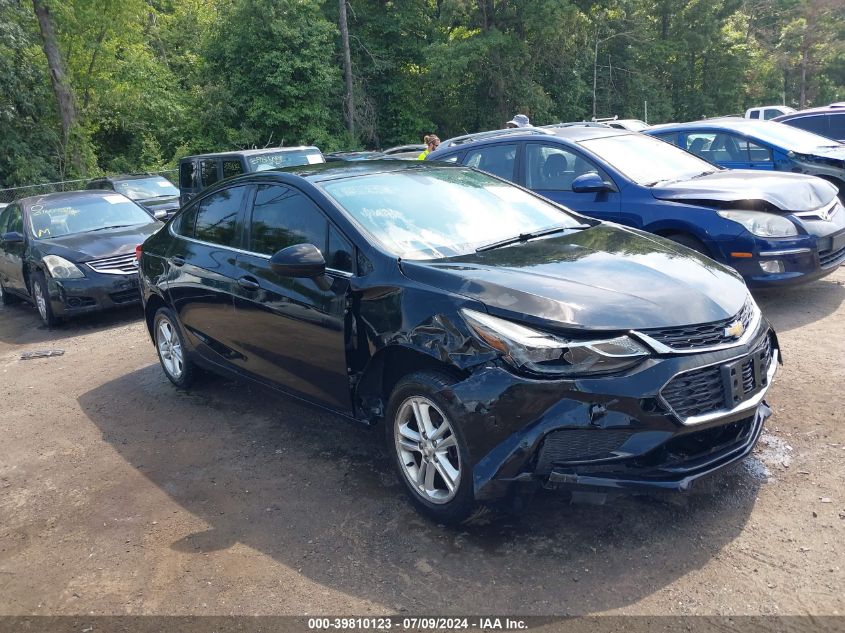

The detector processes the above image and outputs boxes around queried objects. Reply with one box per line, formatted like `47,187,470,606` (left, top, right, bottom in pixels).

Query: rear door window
463,144,518,181
200,160,220,187
193,185,247,247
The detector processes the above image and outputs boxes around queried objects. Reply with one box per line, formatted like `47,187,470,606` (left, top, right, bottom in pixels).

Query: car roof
429,126,631,157
218,159,462,186
774,104,845,120
648,118,775,133
93,173,168,182
180,146,321,161
16,189,131,208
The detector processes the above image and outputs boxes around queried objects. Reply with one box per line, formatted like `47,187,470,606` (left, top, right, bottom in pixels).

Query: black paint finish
139,163,779,503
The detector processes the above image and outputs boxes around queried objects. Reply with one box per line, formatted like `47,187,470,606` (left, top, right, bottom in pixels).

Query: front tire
32,271,58,327
153,307,194,388
385,371,478,525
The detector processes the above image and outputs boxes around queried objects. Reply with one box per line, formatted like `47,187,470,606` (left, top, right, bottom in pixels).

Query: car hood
34,223,162,262
650,170,837,211
400,225,749,331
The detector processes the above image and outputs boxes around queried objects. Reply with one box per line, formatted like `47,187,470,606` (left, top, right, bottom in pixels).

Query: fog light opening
760,259,785,274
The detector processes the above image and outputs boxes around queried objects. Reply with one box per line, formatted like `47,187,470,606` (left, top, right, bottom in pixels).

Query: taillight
135,244,143,261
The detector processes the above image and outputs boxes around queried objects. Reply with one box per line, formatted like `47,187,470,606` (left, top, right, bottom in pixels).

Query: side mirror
571,172,612,194
1,231,24,244
269,243,326,278
153,210,168,221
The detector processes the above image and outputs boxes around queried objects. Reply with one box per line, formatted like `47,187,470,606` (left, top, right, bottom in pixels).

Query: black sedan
0,191,161,326
139,162,780,524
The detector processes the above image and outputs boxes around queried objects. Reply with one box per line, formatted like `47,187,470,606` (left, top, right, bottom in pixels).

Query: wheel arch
354,344,467,425
144,292,168,339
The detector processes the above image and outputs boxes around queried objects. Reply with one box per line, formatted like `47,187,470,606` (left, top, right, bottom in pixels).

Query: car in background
324,150,386,162
178,147,324,205
0,190,161,326
592,117,650,132
606,119,649,132
773,103,845,143
646,119,845,200
86,173,179,219
745,105,795,120
542,121,609,130
139,161,779,523
427,126,845,287
382,144,425,159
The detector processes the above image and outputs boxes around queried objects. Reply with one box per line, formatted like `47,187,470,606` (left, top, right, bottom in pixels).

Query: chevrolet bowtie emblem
724,320,745,338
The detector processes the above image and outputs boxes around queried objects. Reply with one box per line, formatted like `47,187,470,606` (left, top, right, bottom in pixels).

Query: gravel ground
0,269,843,617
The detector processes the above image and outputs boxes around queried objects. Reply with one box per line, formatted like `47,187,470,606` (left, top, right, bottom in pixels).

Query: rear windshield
248,150,325,172
320,167,585,260
113,176,179,200
27,195,152,240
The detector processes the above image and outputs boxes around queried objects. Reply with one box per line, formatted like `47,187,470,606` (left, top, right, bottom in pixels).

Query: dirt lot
0,270,843,617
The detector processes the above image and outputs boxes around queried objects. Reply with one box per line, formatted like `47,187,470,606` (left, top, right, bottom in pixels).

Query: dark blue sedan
427,127,845,288
646,118,845,200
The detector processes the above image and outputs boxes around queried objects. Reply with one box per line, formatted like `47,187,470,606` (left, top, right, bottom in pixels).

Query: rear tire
32,271,59,327
385,370,481,525
153,307,195,389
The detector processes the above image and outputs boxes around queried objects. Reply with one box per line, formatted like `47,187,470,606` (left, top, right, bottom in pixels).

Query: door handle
238,276,261,291
170,255,186,267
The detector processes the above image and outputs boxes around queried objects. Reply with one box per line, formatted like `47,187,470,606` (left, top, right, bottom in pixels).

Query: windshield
320,167,585,260
579,133,717,185
113,176,179,200
28,194,153,240
740,122,843,152
248,149,325,172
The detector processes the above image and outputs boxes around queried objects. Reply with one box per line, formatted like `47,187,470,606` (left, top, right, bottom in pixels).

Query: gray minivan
178,147,324,205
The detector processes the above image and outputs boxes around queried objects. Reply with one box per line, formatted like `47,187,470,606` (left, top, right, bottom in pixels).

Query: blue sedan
646,118,845,200
427,127,845,288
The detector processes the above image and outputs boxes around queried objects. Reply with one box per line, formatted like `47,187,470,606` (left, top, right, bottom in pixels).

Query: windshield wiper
83,224,134,233
475,225,590,253
644,170,716,187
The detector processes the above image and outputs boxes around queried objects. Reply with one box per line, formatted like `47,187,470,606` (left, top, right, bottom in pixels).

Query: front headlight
460,308,649,376
42,255,85,279
717,210,798,237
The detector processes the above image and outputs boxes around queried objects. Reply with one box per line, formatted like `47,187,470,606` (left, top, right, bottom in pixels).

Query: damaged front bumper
441,326,779,502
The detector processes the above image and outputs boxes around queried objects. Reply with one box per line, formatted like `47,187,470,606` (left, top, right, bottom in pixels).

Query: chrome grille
86,253,138,275
640,299,754,350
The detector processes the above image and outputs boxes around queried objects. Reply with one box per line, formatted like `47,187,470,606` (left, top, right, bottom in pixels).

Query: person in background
417,134,441,160
506,114,531,128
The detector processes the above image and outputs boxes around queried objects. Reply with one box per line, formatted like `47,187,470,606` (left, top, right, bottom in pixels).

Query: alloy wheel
394,396,462,504
33,282,48,322
156,318,184,379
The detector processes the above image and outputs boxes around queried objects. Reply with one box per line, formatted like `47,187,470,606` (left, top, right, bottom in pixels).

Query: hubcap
394,396,461,504
156,318,183,379
34,282,47,322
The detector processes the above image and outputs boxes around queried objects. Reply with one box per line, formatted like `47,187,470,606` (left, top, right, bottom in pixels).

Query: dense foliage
1,0,843,187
